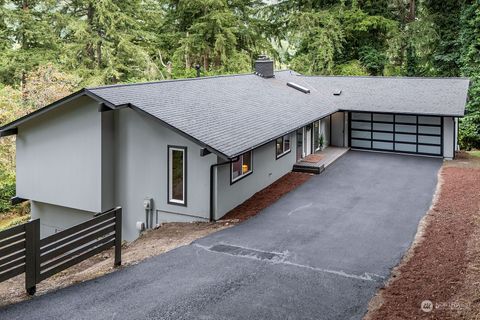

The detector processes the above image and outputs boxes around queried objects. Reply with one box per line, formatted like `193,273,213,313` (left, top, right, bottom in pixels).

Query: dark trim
11,197,28,205
275,134,292,160
350,127,441,137
0,89,86,132
210,159,235,222
351,147,444,157
167,145,187,207
0,128,18,137
98,103,114,112
230,151,253,185
340,109,464,118
351,119,442,127
200,148,211,157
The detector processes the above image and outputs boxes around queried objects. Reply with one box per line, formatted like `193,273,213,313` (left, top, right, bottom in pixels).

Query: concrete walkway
0,151,442,320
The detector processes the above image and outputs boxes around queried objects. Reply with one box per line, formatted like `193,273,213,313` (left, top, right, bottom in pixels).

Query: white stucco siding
16,96,103,213
215,134,297,219
114,108,216,241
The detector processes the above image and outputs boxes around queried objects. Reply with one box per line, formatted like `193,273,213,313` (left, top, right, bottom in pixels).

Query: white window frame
275,134,291,159
168,146,186,205
231,151,253,183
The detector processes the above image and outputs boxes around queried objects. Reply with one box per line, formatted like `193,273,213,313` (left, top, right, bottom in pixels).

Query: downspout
209,158,236,222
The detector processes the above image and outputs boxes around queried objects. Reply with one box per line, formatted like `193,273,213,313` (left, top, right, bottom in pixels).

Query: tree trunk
408,0,416,22
87,2,96,65
21,0,29,101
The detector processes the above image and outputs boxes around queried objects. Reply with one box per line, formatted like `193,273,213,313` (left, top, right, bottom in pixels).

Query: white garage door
349,112,443,156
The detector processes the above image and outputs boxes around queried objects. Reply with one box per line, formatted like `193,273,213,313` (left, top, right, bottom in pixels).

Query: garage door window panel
418,135,441,145
396,115,416,124
418,126,441,135
351,112,371,121
351,139,371,148
373,132,393,140
395,124,416,133
373,141,394,150
373,114,394,122
373,123,393,131
418,116,441,125
395,143,417,152
418,145,441,155
351,121,371,130
396,133,416,142
352,130,371,139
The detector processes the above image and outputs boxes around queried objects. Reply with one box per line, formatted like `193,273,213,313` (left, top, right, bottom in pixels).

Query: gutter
209,158,236,222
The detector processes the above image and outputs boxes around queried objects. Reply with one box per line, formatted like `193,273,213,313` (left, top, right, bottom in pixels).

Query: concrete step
292,163,325,174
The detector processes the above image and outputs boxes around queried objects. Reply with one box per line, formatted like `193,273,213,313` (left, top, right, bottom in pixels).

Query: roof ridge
298,74,470,81
87,72,258,90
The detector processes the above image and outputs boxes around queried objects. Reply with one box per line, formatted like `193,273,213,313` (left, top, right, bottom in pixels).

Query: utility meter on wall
143,198,153,210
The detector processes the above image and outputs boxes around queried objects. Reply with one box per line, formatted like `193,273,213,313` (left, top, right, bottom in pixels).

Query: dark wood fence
0,207,121,295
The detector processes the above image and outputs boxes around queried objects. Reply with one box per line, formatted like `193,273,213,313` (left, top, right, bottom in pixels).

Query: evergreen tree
0,0,59,89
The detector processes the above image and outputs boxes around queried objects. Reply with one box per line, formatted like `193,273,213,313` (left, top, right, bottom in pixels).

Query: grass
467,150,480,158
0,213,30,231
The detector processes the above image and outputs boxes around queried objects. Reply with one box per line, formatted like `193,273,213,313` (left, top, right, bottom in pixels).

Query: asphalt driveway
0,151,442,320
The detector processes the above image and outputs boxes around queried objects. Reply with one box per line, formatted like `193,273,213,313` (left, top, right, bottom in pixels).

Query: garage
348,112,443,156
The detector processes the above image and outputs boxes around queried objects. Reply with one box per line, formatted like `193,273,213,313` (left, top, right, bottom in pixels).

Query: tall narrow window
275,134,291,159
313,120,320,151
168,146,186,205
231,151,252,183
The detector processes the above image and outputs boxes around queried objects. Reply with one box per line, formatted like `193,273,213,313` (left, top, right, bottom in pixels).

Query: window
168,146,186,205
313,121,320,151
231,151,252,183
275,134,291,159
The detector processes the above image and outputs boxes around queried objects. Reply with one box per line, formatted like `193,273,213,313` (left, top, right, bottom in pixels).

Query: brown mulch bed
365,153,480,319
221,172,312,222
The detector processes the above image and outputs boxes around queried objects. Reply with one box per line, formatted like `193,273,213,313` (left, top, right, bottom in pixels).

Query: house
0,58,470,241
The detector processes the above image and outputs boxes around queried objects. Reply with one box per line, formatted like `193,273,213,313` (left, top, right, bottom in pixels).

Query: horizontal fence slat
40,211,115,247
0,256,25,273
0,224,26,240
0,250,25,267
41,234,116,271
0,241,25,258
40,219,115,254
41,226,115,263
0,265,25,283
39,239,115,281
0,233,25,250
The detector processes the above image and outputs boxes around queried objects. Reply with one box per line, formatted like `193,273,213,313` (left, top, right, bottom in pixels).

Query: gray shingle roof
1,70,470,159
88,71,469,158
88,71,335,158
287,73,470,116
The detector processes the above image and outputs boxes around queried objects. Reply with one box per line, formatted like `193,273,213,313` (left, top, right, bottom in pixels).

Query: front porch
293,146,350,174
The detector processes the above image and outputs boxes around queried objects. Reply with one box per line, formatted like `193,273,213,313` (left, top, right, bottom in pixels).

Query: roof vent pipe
287,82,310,94
254,56,274,78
